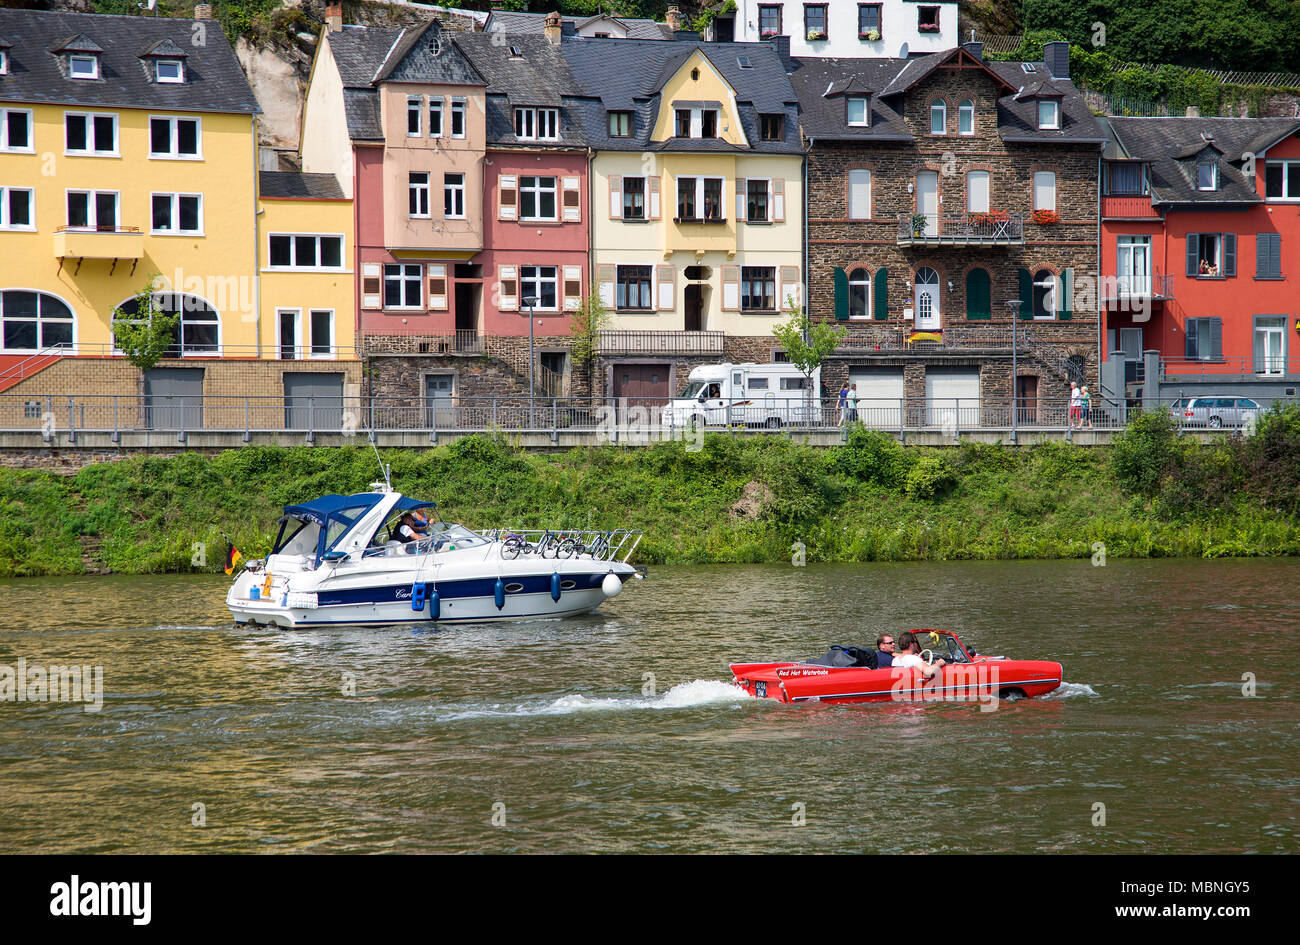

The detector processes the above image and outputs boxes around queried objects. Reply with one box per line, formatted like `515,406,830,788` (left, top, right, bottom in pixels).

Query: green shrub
1111,408,1179,496
830,427,913,489
903,453,956,501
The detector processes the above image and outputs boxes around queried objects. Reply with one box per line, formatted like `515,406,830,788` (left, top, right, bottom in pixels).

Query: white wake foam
1041,681,1098,699
438,679,751,722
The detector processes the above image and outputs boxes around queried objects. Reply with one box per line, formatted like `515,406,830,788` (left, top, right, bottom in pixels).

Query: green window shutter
833,267,849,320
873,267,888,319
1017,268,1033,318
965,268,991,319
1058,268,1073,319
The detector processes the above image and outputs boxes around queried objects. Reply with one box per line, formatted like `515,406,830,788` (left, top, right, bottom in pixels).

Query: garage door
612,363,670,422
143,367,203,431
284,372,344,430
849,369,904,428
925,369,980,429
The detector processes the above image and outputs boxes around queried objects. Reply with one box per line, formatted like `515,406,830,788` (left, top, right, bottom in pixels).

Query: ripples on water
0,560,1295,853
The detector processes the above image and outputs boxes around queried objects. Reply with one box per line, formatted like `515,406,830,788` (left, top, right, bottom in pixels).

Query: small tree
771,295,846,417
568,283,610,395
112,278,179,373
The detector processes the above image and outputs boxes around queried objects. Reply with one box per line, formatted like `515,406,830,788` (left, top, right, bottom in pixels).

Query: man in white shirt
891,631,945,678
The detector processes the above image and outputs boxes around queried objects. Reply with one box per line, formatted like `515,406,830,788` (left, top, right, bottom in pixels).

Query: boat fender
550,571,562,602
601,572,622,598
429,588,440,621
494,578,505,610
411,582,427,612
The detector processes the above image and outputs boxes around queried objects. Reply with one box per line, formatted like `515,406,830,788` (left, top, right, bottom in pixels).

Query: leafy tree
770,296,846,413
112,280,180,374
568,283,610,368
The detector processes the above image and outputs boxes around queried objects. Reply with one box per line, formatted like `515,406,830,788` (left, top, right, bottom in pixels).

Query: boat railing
481,528,642,564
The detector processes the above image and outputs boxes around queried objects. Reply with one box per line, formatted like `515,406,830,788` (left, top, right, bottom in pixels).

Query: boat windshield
915,631,971,663
427,523,488,549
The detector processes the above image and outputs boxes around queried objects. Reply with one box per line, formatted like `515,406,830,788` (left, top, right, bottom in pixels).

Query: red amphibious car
730,629,1062,705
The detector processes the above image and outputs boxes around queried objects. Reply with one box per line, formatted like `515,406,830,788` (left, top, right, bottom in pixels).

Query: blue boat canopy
281,493,436,528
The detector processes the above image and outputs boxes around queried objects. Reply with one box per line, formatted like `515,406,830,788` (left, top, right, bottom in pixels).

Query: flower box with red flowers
1032,209,1060,225
918,24,940,33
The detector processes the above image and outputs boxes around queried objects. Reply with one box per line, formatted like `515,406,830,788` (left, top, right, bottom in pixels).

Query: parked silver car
1169,396,1262,429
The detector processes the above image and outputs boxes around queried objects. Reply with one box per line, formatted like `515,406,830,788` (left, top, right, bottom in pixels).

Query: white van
660,362,823,428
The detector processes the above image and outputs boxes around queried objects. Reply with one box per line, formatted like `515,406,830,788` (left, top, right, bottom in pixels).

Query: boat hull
730,658,1063,705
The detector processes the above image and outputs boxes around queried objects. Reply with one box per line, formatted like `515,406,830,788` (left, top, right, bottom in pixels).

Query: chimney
544,11,563,45
665,5,683,32
193,3,212,19
1043,41,1070,79
325,2,343,33
769,33,791,68
961,41,983,61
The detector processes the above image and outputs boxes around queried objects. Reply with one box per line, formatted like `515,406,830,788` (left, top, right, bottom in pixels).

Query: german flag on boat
224,539,244,575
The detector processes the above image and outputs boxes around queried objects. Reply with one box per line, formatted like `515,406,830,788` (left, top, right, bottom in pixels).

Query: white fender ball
601,573,623,598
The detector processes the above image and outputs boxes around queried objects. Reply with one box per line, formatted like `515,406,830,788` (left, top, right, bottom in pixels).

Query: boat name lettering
776,668,829,677
395,588,412,600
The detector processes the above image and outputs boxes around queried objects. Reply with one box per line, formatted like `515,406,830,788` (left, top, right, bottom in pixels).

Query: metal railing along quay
0,393,1285,444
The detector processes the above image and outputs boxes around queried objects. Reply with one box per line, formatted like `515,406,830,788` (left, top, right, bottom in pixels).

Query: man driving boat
395,509,430,545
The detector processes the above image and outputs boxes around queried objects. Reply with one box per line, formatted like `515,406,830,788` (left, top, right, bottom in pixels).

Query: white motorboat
226,482,642,627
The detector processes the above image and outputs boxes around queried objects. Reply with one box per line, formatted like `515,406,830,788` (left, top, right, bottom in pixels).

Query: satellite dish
899,42,909,58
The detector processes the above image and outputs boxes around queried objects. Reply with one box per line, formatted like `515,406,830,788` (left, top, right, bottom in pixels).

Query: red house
1101,116,1300,404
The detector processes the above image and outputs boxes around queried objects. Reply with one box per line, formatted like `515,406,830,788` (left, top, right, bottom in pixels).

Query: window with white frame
0,109,32,152
967,170,990,213
444,172,465,218
310,309,335,358
1,290,74,352
674,106,719,139
428,97,443,137
1255,316,1286,375
1036,99,1059,130
149,116,200,158
930,100,946,135
520,266,558,310
450,99,466,137
1033,171,1056,211
65,112,117,155
1197,161,1217,191
113,292,218,356
384,263,422,309
154,59,184,83
847,96,869,127
268,234,344,270
151,193,203,234
958,99,974,135
409,172,430,217
407,95,422,136
677,177,724,221
66,190,118,229
278,309,302,359
622,177,646,219
520,176,557,221
514,107,560,141
68,54,99,80
848,168,871,219
1264,160,1300,200
848,268,870,318
0,187,34,230
0,50,8,76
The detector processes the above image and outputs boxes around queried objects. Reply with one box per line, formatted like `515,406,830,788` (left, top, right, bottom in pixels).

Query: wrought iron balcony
896,212,1024,246
597,330,725,355
1101,272,1174,303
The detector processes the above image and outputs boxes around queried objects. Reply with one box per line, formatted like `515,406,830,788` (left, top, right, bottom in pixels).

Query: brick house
793,42,1104,425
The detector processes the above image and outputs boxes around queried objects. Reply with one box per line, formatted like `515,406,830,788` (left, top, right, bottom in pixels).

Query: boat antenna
366,425,392,492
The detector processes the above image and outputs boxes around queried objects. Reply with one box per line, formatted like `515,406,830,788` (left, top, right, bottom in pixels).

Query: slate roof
1108,116,1300,205
561,38,801,154
790,48,1104,146
0,9,258,115
260,171,346,200
453,33,586,148
486,10,672,41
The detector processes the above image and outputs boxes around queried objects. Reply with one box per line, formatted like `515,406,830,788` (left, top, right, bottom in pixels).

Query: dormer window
0,50,8,76
846,96,869,127
69,54,99,80
515,107,560,141
608,110,632,137
1197,162,1217,191
1037,99,1059,130
674,106,719,139
155,59,184,84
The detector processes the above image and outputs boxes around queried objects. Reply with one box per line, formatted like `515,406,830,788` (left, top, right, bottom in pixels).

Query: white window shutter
563,176,581,222
563,265,582,311
499,265,518,311
609,175,622,219
735,177,747,222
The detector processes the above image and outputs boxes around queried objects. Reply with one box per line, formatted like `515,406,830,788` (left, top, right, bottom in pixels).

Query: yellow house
563,39,803,400
0,8,358,425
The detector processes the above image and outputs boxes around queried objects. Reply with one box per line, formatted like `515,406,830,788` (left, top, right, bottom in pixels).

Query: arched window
930,99,946,135
915,266,940,321
1032,270,1056,318
965,268,991,319
848,268,870,317
958,99,974,135
0,290,75,352
113,292,219,356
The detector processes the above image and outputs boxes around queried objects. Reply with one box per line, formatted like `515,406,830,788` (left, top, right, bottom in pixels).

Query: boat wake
1041,682,1098,699
438,679,751,722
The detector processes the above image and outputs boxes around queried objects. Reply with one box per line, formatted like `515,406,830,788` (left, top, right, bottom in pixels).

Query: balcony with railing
1102,194,1160,219
1101,272,1175,304
597,330,726,355
896,212,1024,247
53,225,144,264
835,326,1013,353
1160,354,1300,377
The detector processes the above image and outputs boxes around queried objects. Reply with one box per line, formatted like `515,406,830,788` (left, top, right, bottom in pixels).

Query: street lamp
522,296,537,427
1004,299,1022,443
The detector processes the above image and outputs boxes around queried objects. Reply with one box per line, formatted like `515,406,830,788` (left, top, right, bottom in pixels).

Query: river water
0,559,1295,854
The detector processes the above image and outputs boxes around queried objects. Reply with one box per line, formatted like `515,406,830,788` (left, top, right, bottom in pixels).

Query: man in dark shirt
876,634,896,668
